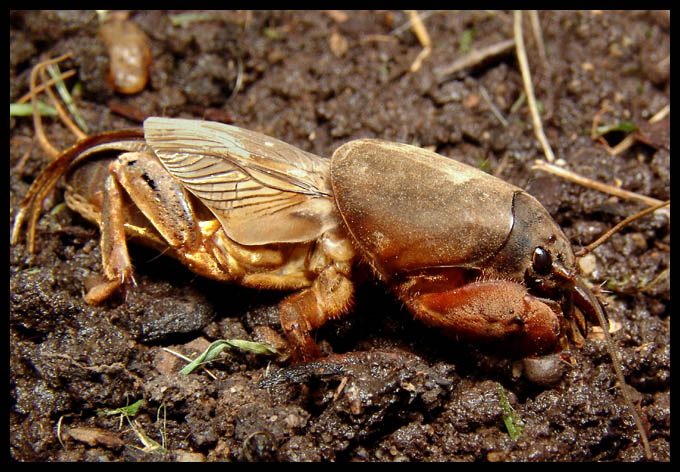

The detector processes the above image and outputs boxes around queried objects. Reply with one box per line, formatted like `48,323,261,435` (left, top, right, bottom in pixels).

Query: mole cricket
11,116,651,458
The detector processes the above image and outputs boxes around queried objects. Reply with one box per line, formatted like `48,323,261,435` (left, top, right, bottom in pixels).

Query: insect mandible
12,116,652,456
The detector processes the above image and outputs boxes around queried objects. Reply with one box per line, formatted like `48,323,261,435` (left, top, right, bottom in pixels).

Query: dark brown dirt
10,10,669,462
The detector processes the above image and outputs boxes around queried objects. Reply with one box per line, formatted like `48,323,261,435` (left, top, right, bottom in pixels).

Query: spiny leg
84,151,202,303
279,231,355,362
85,174,135,303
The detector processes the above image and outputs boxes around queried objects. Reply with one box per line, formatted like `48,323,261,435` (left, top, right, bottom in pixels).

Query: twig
360,34,398,44
410,46,432,72
590,102,613,140
648,104,669,124
480,85,508,127
389,10,438,37
514,11,555,163
39,64,87,141
593,102,671,156
407,10,432,72
107,101,149,123
16,69,76,104
46,63,88,134
30,53,73,159
599,314,653,460
435,39,515,81
575,200,670,257
56,415,67,449
333,376,349,402
531,159,669,211
529,10,547,65
608,134,637,156
407,10,431,48
228,57,244,100
590,102,625,155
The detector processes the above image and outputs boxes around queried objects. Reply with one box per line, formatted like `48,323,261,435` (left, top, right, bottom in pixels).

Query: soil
10,10,670,462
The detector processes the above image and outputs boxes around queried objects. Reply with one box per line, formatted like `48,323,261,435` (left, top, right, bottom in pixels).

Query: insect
12,117,649,456
12,116,600,358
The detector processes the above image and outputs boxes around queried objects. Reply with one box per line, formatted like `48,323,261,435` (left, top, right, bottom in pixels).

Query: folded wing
144,117,338,245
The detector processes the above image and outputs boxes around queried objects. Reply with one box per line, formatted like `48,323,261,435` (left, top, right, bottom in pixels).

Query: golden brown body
12,117,602,361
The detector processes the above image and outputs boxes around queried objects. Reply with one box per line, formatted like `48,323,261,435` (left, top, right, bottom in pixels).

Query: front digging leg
400,278,562,357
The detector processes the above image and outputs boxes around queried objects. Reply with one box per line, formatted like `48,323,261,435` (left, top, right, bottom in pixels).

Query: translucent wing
143,117,338,245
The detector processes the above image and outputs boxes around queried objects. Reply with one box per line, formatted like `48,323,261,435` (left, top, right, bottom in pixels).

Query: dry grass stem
407,10,432,72
229,58,244,100
390,10,437,37
16,69,76,104
435,39,515,80
590,102,624,155
30,53,73,159
529,10,547,65
407,10,432,48
608,134,637,156
480,85,508,127
575,199,670,257
46,63,88,134
514,11,555,163
532,159,668,212
410,46,432,72
649,104,670,124
591,102,613,140
39,64,87,141
361,34,398,44
592,102,670,156
56,416,66,449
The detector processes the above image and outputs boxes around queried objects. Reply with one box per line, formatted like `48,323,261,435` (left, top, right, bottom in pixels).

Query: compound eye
532,247,552,275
